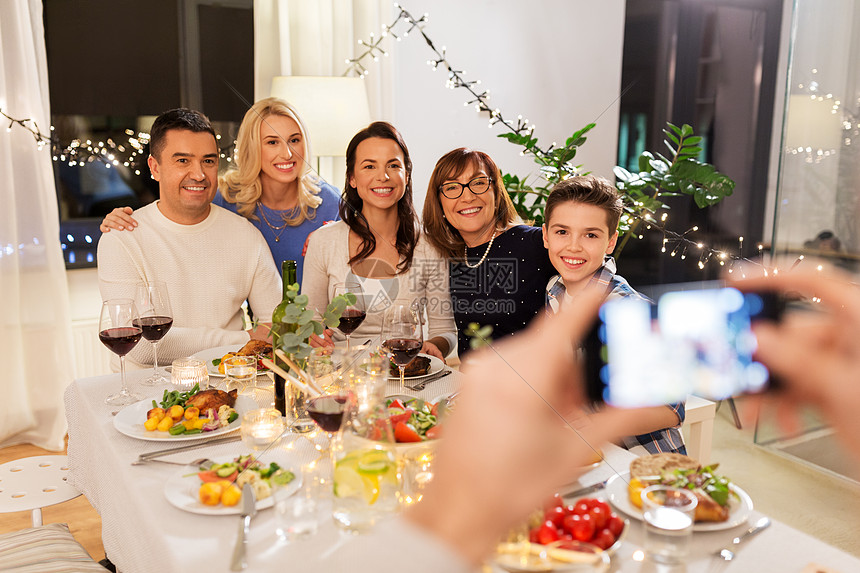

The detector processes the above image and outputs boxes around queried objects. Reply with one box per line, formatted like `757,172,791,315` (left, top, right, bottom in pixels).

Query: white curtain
0,0,73,450
254,0,395,184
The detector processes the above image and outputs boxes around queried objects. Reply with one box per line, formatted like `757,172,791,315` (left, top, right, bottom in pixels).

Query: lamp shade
270,76,371,157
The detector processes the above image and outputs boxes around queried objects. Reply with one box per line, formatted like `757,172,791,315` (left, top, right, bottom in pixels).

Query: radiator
71,318,113,379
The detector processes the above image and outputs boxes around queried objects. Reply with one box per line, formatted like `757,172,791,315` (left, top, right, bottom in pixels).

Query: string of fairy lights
3,2,841,274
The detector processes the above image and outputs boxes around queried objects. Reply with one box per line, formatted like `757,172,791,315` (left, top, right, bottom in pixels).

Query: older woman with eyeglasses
422,148,555,359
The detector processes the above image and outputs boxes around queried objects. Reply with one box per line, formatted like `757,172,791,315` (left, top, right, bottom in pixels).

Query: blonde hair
219,97,323,225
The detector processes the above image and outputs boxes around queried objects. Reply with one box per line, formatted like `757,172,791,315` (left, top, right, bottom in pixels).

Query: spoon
714,516,771,561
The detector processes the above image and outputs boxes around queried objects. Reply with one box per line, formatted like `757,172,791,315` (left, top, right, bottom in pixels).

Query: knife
561,477,610,500
136,435,241,462
409,369,452,391
230,484,256,571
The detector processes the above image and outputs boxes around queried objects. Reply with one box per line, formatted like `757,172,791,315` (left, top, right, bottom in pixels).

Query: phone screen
589,285,781,407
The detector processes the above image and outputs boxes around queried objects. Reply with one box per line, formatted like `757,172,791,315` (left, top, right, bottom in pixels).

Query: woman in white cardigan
302,122,456,360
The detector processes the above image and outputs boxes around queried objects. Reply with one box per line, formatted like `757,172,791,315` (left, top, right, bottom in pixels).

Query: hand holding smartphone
583,282,785,407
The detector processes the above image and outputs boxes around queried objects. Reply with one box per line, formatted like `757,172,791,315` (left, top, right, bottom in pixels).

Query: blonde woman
99,98,340,283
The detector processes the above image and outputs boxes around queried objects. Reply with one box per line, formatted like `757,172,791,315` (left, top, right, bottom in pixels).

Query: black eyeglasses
439,176,493,199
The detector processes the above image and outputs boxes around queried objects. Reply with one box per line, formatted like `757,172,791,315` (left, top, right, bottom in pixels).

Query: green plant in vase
270,283,355,365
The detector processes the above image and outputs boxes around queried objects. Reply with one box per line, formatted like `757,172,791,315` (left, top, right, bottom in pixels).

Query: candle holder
171,357,208,390
241,408,286,453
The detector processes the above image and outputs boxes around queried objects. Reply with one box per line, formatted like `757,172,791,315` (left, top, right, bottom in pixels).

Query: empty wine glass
134,281,173,386
333,282,366,351
382,303,423,390
99,299,143,406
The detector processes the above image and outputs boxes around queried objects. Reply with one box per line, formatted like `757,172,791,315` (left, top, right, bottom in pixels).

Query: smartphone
583,282,785,407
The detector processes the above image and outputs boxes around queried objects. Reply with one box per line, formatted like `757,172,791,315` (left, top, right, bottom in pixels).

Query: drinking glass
333,281,366,351
224,355,256,393
641,485,698,563
133,281,173,386
274,463,320,542
382,303,423,390
99,299,143,406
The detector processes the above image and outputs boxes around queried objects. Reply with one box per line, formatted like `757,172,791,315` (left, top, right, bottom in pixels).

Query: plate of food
387,353,444,380
164,454,299,516
113,386,255,442
196,341,273,377
604,453,753,531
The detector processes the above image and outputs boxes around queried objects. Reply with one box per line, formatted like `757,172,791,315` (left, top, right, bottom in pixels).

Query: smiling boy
542,175,686,455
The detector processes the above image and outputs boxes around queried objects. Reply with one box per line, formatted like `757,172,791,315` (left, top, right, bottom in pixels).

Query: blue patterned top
213,182,341,284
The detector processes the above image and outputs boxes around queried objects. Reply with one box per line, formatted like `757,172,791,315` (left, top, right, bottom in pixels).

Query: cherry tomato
536,521,561,545
545,506,566,528
571,514,595,542
588,506,609,530
593,499,612,515
528,528,540,543
562,513,581,535
583,498,600,510
573,501,590,515
607,515,625,537
564,504,577,516
592,528,616,550
393,421,422,443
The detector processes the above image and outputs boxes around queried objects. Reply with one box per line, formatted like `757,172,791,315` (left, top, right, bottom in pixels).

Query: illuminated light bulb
817,265,823,271
692,226,699,231
134,170,140,175
661,213,668,221
698,261,705,269
697,243,703,248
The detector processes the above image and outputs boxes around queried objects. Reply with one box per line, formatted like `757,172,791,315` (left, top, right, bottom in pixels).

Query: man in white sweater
98,108,281,370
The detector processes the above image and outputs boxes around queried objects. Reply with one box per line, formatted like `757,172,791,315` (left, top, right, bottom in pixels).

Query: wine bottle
275,259,298,416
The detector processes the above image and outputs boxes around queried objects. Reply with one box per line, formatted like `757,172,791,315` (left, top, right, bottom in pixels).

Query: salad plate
113,395,255,442
388,354,445,380
163,455,300,516
604,472,753,531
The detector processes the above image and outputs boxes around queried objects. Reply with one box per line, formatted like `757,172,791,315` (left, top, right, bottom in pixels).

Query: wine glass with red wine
333,281,366,351
382,304,423,390
99,299,144,406
305,348,350,448
133,281,173,386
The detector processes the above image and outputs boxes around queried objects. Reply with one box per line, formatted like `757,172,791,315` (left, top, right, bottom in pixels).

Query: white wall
386,0,626,212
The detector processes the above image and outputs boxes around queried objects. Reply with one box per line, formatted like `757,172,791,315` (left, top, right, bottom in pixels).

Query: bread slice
630,452,698,479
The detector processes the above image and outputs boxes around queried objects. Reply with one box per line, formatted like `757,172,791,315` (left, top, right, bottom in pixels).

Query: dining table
65,366,860,573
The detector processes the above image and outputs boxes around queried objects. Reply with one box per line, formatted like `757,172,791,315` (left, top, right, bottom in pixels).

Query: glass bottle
274,260,298,417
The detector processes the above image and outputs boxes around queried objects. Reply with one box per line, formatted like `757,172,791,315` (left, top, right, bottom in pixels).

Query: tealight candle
241,409,286,452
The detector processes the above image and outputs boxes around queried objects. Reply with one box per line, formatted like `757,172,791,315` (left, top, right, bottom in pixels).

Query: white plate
195,345,270,378
388,354,444,380
113,395,255,442
604,472,753,531
163,455,301,516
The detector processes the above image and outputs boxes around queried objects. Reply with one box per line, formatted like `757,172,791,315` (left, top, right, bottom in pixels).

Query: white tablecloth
65,369,860,573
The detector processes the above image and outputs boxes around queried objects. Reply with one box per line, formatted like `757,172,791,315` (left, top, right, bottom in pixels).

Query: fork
714,516,771,561
132,457,215,469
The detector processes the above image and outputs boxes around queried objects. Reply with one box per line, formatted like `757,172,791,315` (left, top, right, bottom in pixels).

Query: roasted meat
389,355,431,377
185,388,238,413
237,340,272,357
